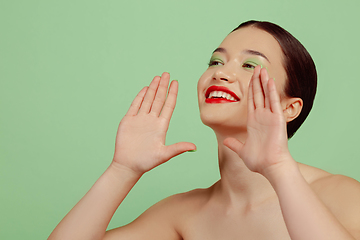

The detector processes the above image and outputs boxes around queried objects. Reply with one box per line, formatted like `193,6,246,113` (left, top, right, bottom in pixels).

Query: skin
48,26,360,240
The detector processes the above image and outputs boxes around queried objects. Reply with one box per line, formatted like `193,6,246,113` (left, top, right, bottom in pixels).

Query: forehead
218,27,283,63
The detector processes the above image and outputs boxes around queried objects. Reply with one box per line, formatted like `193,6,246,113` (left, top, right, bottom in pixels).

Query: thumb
163,142,197,160
223,137,244,155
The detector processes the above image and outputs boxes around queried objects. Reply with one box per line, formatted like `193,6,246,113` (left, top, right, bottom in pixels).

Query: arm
48,163,140,240
268,165,360,240
48,73,196,240
224,66,360,240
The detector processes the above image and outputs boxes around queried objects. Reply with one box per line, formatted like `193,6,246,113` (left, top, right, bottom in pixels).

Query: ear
281,97,303,123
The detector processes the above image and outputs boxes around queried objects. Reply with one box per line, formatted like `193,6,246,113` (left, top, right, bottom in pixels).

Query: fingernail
187,149,197,152
273,77,276,81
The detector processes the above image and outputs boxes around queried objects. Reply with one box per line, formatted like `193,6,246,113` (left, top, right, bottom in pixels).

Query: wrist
108,161,143,183
262,157,300,184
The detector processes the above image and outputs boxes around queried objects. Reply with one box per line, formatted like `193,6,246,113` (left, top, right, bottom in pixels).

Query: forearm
48,163,141,240
265,160,355,240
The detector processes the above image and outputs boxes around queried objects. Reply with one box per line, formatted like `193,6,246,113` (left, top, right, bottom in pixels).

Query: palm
115,115,165,171
224,66,290,175
113,73,196,175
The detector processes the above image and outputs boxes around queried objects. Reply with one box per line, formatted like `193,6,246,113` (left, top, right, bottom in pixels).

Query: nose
212,63,236,83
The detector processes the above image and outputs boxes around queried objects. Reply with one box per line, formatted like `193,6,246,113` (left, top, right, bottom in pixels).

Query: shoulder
134,187,212,223
104,188,212,240
302,164,360,237
311,173,360,215
155,187,212,214
299,163,360,216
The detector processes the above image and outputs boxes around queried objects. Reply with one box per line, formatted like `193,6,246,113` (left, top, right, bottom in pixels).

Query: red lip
205,85,240,104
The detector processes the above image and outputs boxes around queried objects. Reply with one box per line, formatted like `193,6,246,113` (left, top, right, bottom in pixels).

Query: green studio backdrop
1,0,360,239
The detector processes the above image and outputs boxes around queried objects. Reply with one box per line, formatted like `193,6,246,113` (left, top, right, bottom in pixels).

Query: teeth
208,91,237,101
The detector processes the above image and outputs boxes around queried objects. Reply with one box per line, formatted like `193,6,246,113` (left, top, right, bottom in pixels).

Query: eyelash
242,62,257,69
208,59,223,67
208,59,258,69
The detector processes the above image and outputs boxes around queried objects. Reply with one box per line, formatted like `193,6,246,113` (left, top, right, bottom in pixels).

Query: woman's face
197,26,287,134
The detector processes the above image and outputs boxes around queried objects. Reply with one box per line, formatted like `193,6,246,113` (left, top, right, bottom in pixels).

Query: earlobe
283,98,303,123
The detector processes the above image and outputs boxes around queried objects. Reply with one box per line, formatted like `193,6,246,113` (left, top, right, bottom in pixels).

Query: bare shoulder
104,187,212,240
159,187,213,217
311,173,360,217
299,163,360,235
127,186,211,224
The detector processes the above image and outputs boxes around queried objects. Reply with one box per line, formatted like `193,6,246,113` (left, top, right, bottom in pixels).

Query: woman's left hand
224,66,294,177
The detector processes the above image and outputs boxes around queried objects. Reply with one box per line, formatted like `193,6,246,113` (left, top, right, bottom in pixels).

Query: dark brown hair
232,20,317,139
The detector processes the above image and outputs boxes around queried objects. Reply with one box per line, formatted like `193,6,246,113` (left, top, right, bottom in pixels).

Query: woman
48,21,360,240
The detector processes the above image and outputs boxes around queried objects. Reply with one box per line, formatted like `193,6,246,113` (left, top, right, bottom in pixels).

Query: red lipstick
205,85,240,104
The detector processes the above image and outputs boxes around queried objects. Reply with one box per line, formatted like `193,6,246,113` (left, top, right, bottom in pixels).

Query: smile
205,85,240,104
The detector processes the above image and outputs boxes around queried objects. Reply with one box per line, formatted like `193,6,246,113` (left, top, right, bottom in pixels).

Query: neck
213,133,277,208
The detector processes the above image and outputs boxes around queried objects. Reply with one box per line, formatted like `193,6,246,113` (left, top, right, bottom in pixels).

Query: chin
200,111,247,135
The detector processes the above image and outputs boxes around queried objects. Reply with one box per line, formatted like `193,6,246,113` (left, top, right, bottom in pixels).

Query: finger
268,78,282,113
125,87,148,116
159,80,178,120
162,142,197,161
150,72,170,116
252,66,265,109
260,68,271,109
247,78,255,114
138,76,161,113
223,137,244,156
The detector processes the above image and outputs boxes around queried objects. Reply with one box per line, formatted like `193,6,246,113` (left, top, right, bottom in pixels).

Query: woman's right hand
112,72,196,177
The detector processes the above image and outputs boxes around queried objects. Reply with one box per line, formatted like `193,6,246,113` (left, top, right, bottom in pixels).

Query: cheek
196,80,202,105
271,68,287,93
274,78,287,101
196,79,202,97
197,71,211,97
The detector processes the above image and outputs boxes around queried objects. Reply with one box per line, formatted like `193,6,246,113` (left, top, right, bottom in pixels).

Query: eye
208,57,224,67
242,61,258,69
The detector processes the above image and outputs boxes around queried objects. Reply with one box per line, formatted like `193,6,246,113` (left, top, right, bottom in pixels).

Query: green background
1,0,360,239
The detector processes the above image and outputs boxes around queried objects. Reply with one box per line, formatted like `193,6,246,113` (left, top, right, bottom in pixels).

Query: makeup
187,149,197,152
208,56,224,67
205,85,240,104
242,58,262,69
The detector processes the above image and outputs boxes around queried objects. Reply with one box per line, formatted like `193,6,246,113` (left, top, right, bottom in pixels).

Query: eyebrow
213,47,270,63
213,47,227,55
